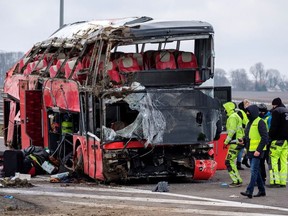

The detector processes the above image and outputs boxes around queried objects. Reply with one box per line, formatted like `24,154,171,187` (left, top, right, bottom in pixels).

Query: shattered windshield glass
103,86,220,146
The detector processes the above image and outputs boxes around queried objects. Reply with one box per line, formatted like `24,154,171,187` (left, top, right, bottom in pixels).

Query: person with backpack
268,97,288,188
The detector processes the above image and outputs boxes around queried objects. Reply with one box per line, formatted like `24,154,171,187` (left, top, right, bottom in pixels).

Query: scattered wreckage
3,16,221,182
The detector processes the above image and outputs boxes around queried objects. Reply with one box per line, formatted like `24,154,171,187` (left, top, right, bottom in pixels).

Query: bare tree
214,68,230,86
230,69,252,90
266,69,282,89
249,62,266,91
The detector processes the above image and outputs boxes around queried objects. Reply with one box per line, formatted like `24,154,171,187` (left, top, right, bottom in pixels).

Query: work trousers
225,144,242,184
269,140,288,186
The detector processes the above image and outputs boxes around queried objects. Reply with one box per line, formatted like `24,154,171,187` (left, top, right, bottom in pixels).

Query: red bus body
3,17,221,182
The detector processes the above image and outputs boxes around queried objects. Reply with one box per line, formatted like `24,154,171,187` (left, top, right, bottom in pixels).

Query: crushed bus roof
128,20,214,38
42,16,213,47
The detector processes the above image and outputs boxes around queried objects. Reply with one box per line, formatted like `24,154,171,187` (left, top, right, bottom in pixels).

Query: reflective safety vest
239,109,249,126
61,121,73,134
248,117,267,151
263,115,270,130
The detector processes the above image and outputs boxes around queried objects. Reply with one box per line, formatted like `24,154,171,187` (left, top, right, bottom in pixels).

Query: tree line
215,62,288,91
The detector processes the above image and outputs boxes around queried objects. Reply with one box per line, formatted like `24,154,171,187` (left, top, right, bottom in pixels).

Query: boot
237,161,244,170
242,156,250,168
240,191,252,199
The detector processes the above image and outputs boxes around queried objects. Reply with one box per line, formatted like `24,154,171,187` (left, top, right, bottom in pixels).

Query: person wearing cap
258,103,272,129
236,100,250,170
258,103,271,185
240,105,268,198
223,102,244,187
268,97,288,188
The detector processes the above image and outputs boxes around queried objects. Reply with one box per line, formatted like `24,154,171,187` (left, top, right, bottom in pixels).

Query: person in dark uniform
268,97,288,188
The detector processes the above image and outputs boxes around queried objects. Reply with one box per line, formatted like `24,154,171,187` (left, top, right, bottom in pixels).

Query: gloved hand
235,138,245,150
224,139,229,145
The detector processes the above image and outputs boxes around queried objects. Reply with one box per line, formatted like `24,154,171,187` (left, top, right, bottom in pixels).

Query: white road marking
32,184,288,212
2,187,288,214
62,201,285,216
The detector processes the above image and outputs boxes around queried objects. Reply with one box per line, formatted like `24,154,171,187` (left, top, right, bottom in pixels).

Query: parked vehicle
3,16,221,182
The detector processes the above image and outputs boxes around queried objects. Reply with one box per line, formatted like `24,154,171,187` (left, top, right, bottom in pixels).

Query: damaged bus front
101,87,220,181
3,17,221,182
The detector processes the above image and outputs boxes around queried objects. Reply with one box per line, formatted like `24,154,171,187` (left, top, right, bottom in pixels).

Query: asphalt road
0,139,287,215
0,167,287,216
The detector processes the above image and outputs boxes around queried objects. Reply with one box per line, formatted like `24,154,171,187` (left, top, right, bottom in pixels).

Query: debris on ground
13,172,31,181
229,194,240,198
3,195,14,199
0,177,33,188
152,181,169,192
49,171,83,184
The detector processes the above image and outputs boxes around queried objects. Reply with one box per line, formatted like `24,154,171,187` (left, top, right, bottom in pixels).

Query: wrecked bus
3,16,221,182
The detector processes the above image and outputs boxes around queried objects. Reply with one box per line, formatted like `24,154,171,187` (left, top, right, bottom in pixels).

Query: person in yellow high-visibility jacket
61,114,73,135
240,105,268,199
223,102,244,187
236,100,250,170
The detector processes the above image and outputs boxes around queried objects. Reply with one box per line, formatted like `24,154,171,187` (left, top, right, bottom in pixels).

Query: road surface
0,168,287,216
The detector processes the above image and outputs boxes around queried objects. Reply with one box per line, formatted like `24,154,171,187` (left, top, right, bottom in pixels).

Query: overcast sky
1,0,288,76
